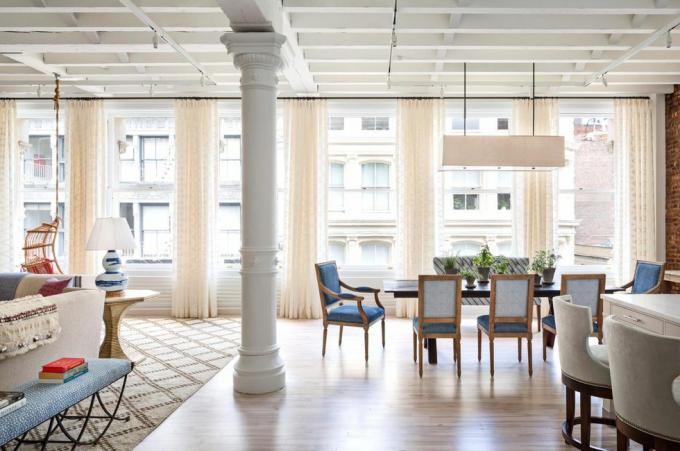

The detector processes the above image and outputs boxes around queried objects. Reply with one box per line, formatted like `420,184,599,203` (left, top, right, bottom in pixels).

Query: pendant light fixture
441,63,565,171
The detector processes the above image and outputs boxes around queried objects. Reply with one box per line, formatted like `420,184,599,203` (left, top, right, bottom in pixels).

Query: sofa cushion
38,278,72,297
15,275,72,299
0,273,28,301
0,295,61,360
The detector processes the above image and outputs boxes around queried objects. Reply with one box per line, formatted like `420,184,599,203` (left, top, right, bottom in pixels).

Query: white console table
602,293,680,338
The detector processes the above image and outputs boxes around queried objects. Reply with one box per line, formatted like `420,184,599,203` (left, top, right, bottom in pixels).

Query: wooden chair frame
543,273,606,361
477,274,534,377
616,417,680,451
617,260,666,294
314,261,385,362
413,275,462,378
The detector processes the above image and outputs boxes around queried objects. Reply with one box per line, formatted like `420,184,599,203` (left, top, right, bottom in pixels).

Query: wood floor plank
137,318,638,451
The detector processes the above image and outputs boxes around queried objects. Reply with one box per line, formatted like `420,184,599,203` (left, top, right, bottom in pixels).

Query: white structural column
222,32,286,394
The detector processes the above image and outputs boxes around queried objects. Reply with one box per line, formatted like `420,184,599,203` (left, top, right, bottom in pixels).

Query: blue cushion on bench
327,305,384,324
0,359,132,447
412,318,457,334
477,314,528,333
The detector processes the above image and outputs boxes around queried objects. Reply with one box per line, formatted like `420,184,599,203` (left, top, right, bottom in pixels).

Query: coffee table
99,289,160,359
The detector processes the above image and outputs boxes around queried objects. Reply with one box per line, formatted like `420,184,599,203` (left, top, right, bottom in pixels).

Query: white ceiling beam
0,7,223,14
632,14,648,28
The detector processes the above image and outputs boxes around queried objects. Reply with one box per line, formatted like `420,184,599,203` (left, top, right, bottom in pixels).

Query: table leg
99,300,141,359
427,339,438,364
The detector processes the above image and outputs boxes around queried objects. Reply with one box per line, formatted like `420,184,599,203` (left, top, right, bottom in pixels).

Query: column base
233,346,286,394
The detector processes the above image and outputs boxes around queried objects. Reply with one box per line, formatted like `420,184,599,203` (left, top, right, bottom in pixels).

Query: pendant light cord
532,62,535,136
53,74,60,219
463,62,467,136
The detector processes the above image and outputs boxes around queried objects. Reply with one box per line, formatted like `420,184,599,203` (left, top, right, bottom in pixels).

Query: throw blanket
0,295,61,360
0,273,28,301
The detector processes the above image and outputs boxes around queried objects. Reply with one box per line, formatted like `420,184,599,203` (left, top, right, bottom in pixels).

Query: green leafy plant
493,256,510,274
472,244,494,267
531,249,560,272
441,254,459,272
460,269,479,280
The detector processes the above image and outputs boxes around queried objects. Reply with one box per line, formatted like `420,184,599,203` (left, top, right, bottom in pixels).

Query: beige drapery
0,100,22,272
613,99,656,283
172,99,219,319
511,99,560,258
396,99,444,318
66,100,106,274
280,99,328,320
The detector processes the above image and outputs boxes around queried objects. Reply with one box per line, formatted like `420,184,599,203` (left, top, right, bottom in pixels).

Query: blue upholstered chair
542,273,605,361
413,275,462,378
314,261,385,361
477,274,534,377
617,260,666,294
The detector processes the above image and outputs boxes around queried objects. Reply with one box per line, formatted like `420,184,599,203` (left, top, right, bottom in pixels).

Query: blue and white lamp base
95,250,128,297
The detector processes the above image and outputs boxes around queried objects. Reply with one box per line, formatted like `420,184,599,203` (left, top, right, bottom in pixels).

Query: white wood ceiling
2,0,680,98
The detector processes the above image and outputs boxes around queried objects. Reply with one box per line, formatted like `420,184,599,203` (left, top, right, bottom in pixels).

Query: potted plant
460,270,479,289
493,256,510,275
535,249,560,284
529,254,546,286
472,244,494,283
441,254,459,274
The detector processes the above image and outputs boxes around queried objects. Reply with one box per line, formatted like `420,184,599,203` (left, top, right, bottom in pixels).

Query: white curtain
511,99,560,258
280,99,327,320
66,100,106,275
0,100,22,272
172,99,219,319
396,99,444,318
613,99,656,283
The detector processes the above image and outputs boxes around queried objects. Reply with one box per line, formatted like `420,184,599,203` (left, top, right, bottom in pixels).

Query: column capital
221,32,287,70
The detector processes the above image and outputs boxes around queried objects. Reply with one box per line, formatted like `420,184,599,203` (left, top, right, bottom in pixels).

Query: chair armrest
339,280,379,294
617,281,633,290
318,283,364,302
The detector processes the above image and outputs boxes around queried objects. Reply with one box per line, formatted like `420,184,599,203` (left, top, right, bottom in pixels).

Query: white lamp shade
86,217,136,251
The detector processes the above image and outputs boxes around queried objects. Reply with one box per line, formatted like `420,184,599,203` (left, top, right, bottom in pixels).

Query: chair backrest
314,261,341,306
417,275,462,330
560,274,605,319
604,317,680,441
631,260,665,294
490,274,533,326
553,297,610,388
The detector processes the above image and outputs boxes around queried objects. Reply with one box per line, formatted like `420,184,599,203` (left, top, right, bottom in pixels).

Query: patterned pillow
0,295,61,360
38,278,72,297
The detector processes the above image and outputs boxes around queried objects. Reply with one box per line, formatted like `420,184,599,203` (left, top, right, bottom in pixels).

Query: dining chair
477,274,534,377
314,261,385,362
413,275,462,378
553,297,614,450
604,316,680,450
542,273,606,361
617,260,666,294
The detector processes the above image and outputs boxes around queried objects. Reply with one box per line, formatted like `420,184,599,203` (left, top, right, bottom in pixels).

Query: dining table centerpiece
472,244,495,283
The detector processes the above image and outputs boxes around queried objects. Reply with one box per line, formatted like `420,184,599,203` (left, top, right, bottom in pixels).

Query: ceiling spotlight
601,74,608,87
668,31,673,49
152,31,159,49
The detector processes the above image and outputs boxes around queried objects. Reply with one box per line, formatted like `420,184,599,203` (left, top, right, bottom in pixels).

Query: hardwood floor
137,316,636,451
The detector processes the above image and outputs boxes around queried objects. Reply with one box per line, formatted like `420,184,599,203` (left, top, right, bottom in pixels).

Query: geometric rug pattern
31,317,240,451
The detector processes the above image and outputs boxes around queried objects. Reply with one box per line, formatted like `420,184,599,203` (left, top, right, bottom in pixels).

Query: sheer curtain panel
511,99,559,258
172,99,219,319
0,101,21,271
280,99,328,320
66,100,106,274
613,99,656,283
396,99,444,318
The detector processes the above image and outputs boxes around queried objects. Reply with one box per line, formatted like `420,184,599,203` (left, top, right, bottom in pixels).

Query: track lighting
152,31,159,49
668,31,673,48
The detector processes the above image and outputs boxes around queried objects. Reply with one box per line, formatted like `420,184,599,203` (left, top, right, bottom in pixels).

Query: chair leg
452,338,457,362
616,428,628,451
489,338,495,377
527,336,533,377
477,328,482,362
536,303,541,332
322,326,328,357
413,330,417,362
364,328,369,362
517,337,522,362
455,339,461,378
338,325,343,346
565,386,575,435
580,391,591,450
381,319,385,348
542,329,548,362
418,337,424,378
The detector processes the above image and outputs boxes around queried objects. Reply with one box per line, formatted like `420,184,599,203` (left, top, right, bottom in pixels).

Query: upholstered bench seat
477,314,529,333
412,318,456,334
327,305,384,324
0,358,132,447
541,314,599,332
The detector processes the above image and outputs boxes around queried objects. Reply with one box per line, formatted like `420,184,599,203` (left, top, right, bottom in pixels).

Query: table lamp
86,217,136,297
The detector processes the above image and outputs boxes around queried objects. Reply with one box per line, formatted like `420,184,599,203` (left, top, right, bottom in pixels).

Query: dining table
383,278,621,364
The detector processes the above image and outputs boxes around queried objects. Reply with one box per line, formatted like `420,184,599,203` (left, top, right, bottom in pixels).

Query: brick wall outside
666,85,680,291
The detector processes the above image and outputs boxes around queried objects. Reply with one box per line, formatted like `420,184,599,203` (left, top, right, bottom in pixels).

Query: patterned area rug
25,317,240,450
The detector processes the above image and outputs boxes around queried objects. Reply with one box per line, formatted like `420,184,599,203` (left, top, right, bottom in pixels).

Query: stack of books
39,357,88,384
0,392,25,417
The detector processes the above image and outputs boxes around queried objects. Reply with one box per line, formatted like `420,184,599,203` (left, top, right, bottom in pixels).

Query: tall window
24,135,64,185
360,241,391,266
448,171,481,211
328,241,346,265
361,116,389,131
140,204,171,259
220,135,241,185
329,162,345,211
140,136,173,183
361,162,390,212
218,203,241,261
329,117,344,131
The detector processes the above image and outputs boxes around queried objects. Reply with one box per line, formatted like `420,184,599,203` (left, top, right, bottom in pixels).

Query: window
218,203,241,262
328,241,346,265
450,241,481,256
452,118,480,131
497,193,511,210
447,170,480,211
361,116,389,131
25,135,64,185
453,194,479,210
140,204,171,259
220,135,241,185
361,162,390,212
329,117,344,131
497,118,509,130
360,241,391,266
140,136,173,183
329,162,345,211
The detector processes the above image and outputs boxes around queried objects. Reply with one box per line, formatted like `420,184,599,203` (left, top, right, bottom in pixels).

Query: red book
41,358,85,374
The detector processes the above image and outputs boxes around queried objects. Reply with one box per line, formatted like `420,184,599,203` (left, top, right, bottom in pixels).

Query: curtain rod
1,95,652,101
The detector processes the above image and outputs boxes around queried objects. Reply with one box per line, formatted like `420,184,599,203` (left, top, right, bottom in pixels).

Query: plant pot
444,267,459,275
465,278,476,289
477,266,491,283
533,273,542,286
542,267,556,284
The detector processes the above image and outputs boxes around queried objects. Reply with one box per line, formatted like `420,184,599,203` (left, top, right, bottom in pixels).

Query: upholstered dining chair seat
412,318,457,334
542,314,599,332
477,314,528,333
588,344,609,367
327,304,384,324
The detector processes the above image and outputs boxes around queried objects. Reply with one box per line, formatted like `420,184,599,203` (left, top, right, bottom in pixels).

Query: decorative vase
94,250,128,294
533,273,542,286
542,267,556,284
477,266,491,283
465,278,476,289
